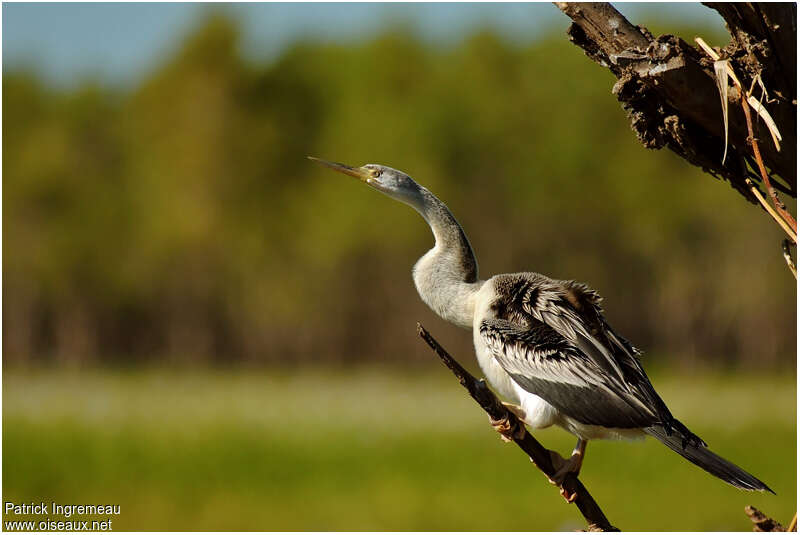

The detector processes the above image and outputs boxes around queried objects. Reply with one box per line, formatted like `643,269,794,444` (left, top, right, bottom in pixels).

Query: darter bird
309,157,773,496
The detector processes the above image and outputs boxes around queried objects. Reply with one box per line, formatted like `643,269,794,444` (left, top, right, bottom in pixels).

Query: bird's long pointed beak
307,156,371,182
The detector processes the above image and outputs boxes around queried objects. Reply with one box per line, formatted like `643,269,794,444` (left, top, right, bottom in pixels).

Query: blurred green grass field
3,367,795,531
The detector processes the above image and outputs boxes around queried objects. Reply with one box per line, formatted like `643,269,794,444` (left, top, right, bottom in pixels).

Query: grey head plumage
308,156,480,323
307,157,426,210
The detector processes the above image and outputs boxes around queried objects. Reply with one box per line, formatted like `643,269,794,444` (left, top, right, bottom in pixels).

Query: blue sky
3,3,725,89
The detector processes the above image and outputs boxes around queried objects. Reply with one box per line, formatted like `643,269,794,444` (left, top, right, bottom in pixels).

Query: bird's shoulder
483,271,646,373
486,272,604,332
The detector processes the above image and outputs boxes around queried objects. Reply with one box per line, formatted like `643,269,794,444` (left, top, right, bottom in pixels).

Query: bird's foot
489,402,527,442
547,449,584,503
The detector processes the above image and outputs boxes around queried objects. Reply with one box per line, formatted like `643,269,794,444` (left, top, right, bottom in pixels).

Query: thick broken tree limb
705,3,796,102
703,2,796,198
417,323,617,532
553,3,649,53
553,2,796,202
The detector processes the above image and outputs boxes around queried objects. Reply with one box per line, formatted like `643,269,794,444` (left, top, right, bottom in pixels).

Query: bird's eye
371,169,381,178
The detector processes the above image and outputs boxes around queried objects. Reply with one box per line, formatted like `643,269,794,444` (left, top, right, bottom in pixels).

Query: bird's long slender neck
410,188,482,329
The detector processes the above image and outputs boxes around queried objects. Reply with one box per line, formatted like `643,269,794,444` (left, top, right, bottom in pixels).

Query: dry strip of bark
745,505,787,532
417,323,618,532
553,2,796,203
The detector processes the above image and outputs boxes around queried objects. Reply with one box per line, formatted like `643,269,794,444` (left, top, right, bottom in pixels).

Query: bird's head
308,157,423,207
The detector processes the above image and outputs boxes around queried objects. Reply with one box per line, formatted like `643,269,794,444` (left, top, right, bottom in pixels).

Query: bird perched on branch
309,157,772,496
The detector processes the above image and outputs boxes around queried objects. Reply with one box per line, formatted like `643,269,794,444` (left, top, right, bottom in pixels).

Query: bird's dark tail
645,422,774,493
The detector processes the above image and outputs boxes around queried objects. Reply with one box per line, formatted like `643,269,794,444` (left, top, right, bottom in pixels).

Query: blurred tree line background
3,13,795,370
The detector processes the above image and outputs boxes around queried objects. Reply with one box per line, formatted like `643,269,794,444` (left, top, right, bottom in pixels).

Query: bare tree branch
745,505,787,532
553,2,796,203
417,323,618,532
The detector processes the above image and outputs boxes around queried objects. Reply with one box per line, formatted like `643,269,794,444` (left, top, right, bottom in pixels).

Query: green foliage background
3,13,795,368
3,10,796,532
3,369,796,530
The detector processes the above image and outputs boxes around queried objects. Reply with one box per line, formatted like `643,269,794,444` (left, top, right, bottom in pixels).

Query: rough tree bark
553,2,796,205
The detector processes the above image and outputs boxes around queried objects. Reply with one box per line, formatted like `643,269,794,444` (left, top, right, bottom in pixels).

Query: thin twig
782,240,797,279
417,323,618,532
787,513,797,532
740,93,797,235
745,178,797,242
743,155,795,196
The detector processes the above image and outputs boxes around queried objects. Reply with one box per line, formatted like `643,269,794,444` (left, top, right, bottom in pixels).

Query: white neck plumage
407,187,482,329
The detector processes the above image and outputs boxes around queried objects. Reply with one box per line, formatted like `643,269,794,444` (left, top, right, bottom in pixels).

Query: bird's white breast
471,280,560,429
412,246,480,329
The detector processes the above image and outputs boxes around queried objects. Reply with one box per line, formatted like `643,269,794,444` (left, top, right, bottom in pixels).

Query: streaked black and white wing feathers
479,273,778,493
481,318,660,429
481,273,681,433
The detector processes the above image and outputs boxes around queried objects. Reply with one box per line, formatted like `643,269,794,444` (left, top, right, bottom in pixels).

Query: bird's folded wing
479,318,659,429
516,280,675,427
599,319,675,426
520,282,631,391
